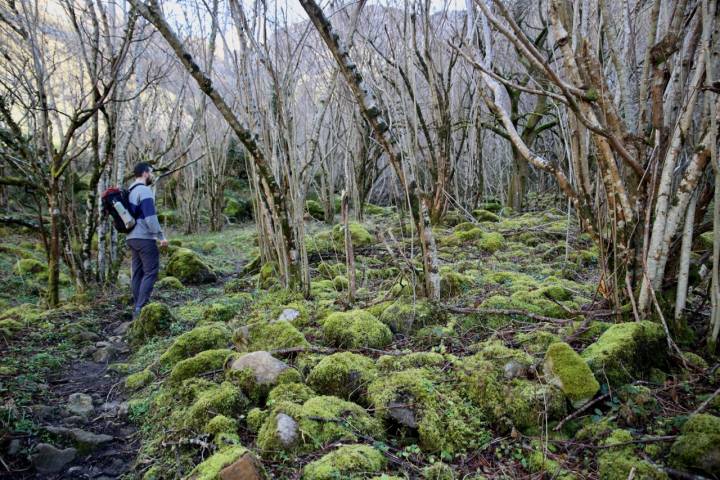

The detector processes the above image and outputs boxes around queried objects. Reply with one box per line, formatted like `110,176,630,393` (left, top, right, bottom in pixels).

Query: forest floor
1,204,719,479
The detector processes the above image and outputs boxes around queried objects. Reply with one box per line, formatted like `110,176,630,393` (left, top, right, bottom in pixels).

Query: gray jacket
127,180,165,241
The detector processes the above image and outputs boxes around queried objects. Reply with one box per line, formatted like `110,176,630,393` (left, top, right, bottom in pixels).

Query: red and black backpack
101,184,142,234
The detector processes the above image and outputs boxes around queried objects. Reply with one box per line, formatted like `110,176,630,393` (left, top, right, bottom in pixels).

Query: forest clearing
1,0,720,479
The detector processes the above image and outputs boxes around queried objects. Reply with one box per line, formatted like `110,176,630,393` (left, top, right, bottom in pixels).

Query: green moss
125,369,154,390
454,227,484,242
257,396,383,454
332,222,373,247
307,352,377,401
504,379,567,432
379,298,443,334
598,430,668,479
306,199,325,220
470,340,533,366
527,446,574,479
543,342,599,406
364,203,388,215
514,330,562,355
670,414,720,475
333,275,349,290
422,462,456,480
169,349,235,384
184,381,248,429
187,445,248,480
440,270,473,298
368,368,490,453
478,201,502,213
581,321,667,386
202,303,239,323
318,262,346,279
159,323,230,367
478,232,504,253
303,444,386,480
376,352,447,372
246,407,268,432
473,209,500,223
13,258,46,276
322,310,392,349
0,319,22,337
205,414,238,438
128,302,174,346
156,276,184,290
237,320,309,352
201,240,217,253
165,248,216,284
267,382,316,406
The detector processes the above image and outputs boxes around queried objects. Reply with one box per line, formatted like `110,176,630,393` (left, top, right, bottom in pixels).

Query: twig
446,305,575,323
554,392,610,431
691,385,720,416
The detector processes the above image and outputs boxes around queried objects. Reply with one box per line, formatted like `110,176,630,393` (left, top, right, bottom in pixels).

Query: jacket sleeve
137,187,165,240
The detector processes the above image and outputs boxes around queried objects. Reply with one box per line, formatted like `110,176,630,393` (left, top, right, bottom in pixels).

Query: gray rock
66,393,94,418
277,308,300,323
113,321,131,336
387,401,418,428
46,426,113,448
7,439,20,456
77,331,100,342
275,413,299,448
30,443,76,474
92,346,117,363
31,404,55,421
229,351,290,385
503,360,528,380
63,416,86,426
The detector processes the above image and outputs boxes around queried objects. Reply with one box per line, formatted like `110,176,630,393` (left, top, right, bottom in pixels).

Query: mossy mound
376,352,448,372
186,445,249,480
670,414,720,475
128,303,174,346
307,352,377,401
478,232,504,253
581,321,667,386
236,320,309,352
478,201,502,213
331,222,373,247
13,258,46,276
267,382,316,406
125,369,154,391
453,227,484,242
543,342,599,407
367,368,489,453
165,248,216,284
472,209,500,222
159,323,230,367
302,444,386,480
202,303,240,323
182,381,248,429
155,276,184,290
257,396,383,455
440,270,473,298
306,199,325,220
379,298,443,335
322,310,392,349
597,429,668,479
169,349,235,385
204,414,238,440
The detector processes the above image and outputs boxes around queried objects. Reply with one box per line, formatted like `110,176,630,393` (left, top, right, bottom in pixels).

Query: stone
77,331,100,342
275,413,299,448
503,360,529,380
277,308,300,323
219,452,264,480
7,439,20,456
387,401,418,429
165,247,217,284
46,426,113,448
113,321,131,336
229,351,290,385
30,443,76,474
544,342,600,407
67,393,94,418
93,346,118,363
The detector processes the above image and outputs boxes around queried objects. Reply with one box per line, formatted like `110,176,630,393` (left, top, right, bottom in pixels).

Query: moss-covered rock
267,383,316,406
184,381,248,429
440,270,473,298
201,241,217,253
306,199,325,220
235,320,309,352
202,303,239,323
169,349,235,385
454,227,484,242
332,222,373,247
224,197,253,222
13,258,46,276
186,445,250,480
257,396,383,454
125,369,154,391
226,351,302,403
367,368,489,453
155,276,184,291
204,414,238,441
322,310,392,349
307,352,377,401
478,232,504,253
159,323,230,367
581,321,667,386
128,302,174,346
670,414,720,475
166,248,216,284
302,444,386,480
422,462,456,480
543,342,599,407
379,298,443,335
598,429,668,479
0,319,23,338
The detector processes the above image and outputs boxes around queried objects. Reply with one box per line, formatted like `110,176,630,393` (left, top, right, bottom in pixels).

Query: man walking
127,162,168,318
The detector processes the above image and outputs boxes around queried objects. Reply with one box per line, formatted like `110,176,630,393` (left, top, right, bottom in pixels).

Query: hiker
127,162,168,318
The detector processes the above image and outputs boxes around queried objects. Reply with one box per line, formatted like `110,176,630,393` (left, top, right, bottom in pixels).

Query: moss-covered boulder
332,222,373,247
223,197,253,222
367,368,489,453
125,369,154,391
379,298,442,335
184,381,248,429
187,446,262,480
670,414,720,475
159,323,230,367
307,352,377,401
235,320,309,352
169,349,235,385
267,383,316,407
478,232,504,253
543,342,599,407
581,321,667,386
440,270,473,298
155,276,184,291
306,199,325,220
322,310,392,349
302,444,386,480
227,351,301,402
165,248,216,284
13,258,46,276
257,396,383,455
128,302,174,346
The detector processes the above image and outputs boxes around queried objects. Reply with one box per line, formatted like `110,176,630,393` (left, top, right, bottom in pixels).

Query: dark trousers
127,239,160,315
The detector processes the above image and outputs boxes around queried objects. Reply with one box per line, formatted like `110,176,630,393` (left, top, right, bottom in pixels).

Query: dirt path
10,300,139,479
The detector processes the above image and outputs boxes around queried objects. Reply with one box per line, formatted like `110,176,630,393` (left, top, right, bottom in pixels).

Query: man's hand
159,239,169,248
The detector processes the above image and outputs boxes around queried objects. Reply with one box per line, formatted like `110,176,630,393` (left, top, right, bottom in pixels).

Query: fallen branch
554,392,610,431
446,305,575,323
269,345,406,357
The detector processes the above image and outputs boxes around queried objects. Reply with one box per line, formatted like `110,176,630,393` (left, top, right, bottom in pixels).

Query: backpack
101,184,142,234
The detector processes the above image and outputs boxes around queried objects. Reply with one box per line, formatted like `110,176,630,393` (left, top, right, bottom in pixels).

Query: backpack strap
128,183,143,193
